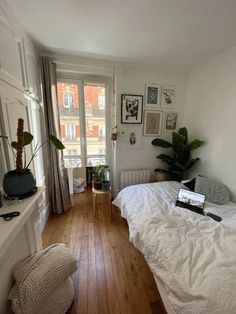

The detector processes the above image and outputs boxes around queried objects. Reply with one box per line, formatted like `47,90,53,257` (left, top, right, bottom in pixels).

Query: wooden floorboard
42,188,167,314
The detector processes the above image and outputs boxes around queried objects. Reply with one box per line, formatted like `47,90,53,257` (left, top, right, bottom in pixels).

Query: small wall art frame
143,110,162,136
161,85,176,108
163,111,178,132
145,83,161,108
121,94,143,124
126,127,142,150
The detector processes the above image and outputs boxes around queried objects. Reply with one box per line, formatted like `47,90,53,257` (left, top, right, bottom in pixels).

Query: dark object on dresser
3,169,36,198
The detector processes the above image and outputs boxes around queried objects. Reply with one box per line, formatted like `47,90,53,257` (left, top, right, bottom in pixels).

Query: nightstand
92,185,112,218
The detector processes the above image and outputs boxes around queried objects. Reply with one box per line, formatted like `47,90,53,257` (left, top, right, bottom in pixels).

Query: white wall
114,68,187,193
184,45,236,201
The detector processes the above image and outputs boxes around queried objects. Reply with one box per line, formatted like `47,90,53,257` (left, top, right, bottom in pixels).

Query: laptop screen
176,188,205,210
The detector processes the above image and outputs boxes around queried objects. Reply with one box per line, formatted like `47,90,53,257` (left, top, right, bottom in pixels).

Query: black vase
3,169,36,197
101,180,110,191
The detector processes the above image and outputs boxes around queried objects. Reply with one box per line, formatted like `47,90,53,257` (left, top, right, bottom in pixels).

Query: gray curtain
40,57,71,214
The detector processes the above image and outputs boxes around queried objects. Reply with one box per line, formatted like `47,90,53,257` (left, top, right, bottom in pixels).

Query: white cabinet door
0,82,35,173
23,36,41,100
0,7,25,89
28,98,46,186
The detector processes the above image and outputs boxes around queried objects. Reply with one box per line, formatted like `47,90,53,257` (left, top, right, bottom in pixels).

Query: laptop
175,188,222,221
176,188,205,214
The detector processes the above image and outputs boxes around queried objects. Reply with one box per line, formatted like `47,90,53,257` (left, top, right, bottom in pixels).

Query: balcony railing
59,106,105,118
59,107,79,117
63,154,106,168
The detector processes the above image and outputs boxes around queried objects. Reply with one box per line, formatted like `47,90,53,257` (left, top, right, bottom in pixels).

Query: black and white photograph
121,94,143,124
144,110,162,136
161,85,176,108
145,83,161,108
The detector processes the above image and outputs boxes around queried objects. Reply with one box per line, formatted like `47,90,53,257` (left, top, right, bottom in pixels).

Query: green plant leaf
178,127,188,144
49,134,65,150
188,139,205,150
172,132,185,148
11,141,18,149
169,166,184,181
185,158,200,169
152,138,172,147
157,154,175,166
176,144,191,164
175,161,185,170
23,132,33,146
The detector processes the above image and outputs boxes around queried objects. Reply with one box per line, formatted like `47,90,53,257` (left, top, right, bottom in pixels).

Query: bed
113,181,236,314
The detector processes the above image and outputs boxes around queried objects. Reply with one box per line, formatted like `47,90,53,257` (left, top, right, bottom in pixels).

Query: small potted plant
110,124,124,141
1,118,65,197
91,165,109,190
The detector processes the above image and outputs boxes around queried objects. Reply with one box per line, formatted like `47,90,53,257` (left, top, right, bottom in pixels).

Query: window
65,123,76,140
63,91,73,108
98,95,105,109
57,81,108,168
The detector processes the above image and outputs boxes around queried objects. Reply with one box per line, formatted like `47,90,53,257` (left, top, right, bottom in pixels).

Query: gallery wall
114,68,187,193
183,45,236,201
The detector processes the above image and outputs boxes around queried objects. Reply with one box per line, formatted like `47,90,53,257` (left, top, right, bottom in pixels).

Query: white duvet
113,181,236,314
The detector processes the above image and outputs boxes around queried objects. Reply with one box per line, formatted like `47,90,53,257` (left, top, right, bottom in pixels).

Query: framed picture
164,111,178,132
121,94,143,124
161,85,176,108
145,83,161,108
144,110,162,136
126,127,141,149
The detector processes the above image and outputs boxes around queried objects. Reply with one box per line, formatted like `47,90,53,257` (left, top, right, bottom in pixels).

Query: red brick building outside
57,82,106,167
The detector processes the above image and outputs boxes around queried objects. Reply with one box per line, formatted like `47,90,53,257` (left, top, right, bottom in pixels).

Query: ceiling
7,0,236,73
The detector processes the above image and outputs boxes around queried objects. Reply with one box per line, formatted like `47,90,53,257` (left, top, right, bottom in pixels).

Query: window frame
56,75,111,168
63,90,74,108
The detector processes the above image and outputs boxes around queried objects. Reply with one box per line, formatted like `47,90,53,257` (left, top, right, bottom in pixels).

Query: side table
92,186,112,218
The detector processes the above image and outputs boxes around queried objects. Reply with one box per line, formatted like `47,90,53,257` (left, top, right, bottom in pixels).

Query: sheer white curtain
40,57,71,214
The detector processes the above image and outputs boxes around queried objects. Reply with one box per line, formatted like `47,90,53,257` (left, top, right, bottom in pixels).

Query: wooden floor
42,187,166,314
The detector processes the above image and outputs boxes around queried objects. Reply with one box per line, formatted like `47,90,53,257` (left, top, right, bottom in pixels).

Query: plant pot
155,170,169,182
101,180,110,191
93,179,102,190
111,133,118,141
3,169,36,197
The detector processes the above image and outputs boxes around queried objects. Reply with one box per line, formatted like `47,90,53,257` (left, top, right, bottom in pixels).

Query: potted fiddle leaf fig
152,127,205,181
1,118,65,197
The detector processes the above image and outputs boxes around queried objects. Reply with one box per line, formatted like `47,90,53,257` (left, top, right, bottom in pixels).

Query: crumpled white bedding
113,181,236,314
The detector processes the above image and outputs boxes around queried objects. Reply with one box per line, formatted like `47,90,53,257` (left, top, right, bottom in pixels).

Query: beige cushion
10,277,74,314
9,243,77,314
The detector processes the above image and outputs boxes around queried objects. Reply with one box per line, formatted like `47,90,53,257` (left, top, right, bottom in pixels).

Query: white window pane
57,82,81,168
84,85,106,163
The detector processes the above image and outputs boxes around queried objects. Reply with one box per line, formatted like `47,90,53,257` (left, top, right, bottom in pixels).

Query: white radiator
120,169,151,190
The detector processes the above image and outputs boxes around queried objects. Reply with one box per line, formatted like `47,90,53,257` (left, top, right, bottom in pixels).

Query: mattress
113,181,236,314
